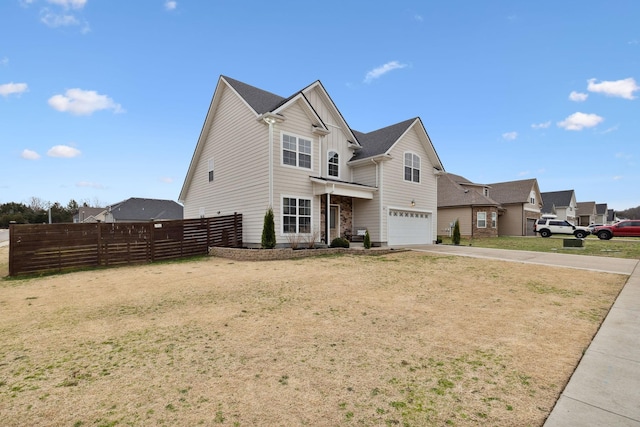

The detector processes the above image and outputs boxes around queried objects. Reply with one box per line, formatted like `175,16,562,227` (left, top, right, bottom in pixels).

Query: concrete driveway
0,229,9,247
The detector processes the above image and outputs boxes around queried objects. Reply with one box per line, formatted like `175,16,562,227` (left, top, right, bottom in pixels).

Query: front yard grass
0,249,627,426
438,235,640,259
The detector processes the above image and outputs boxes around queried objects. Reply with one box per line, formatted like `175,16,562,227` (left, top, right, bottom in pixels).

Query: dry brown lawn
0,247,627,426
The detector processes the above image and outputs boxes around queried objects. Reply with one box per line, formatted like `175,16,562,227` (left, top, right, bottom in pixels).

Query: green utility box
563,239,584,248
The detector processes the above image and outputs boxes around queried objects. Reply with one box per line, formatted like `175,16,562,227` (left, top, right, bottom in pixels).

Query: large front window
283,134,312,169
282,197,311,234
404,152,420,183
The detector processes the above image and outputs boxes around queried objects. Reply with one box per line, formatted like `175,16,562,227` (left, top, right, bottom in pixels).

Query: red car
593,220,640,240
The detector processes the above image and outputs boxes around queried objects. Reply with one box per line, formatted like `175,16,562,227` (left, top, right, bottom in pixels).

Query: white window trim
281,132,313,171
403,151,421,183
477,211,487,228
327,150,339,178
280,195,313,235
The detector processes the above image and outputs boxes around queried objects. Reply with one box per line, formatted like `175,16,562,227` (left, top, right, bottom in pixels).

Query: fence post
8,224,15,277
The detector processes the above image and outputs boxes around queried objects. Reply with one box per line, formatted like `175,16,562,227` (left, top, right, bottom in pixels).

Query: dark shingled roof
486,179,538,204
221,77,430,163
108,198,183,221
541,190,574,213
596,203,608,215
350,118,417,161
438,173,499,207
222,76,287,115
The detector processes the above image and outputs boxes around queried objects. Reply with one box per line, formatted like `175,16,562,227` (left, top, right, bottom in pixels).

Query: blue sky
1,0,638,211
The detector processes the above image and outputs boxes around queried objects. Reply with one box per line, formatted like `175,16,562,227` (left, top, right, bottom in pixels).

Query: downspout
263,117,276,207
371,158,382,245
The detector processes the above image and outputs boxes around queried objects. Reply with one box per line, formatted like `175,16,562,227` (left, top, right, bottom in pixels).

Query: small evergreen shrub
330,237,350,248
363,230,371,249
452,219,461,245
261,208,276,249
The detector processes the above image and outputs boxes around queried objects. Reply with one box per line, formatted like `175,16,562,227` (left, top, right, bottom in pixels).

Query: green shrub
261,208,276,249
330,237,350,248
363,230,371,249
452,219,461,245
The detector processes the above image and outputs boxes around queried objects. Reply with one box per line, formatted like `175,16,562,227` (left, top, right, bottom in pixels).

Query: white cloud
518,170,530,176
0,57,8,66
47,145,81,158
363,61,407,83
165,1,177,10
48,88,123,115
569,91,588,102
502,131,518,141
413,14,423,22
0,82,28,97
21,149,41,160
531,121,551,129
587,78,639,100
76,181,105,189
612,175,623,181
47,0,87,9
557,112,604,131
160,177,174,183
615,152,632,160
40,9,79,27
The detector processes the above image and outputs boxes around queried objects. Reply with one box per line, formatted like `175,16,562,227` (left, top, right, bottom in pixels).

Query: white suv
534,215,591,238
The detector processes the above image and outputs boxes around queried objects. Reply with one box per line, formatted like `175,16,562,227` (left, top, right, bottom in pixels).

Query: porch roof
310,177,377,200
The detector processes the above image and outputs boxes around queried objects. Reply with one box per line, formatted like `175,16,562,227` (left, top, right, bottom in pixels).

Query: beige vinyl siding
437,207,472,237
381,126,439,243
182,84,269,244
304,88,355,180
272,101,320,238
497,203,525,236
350,163,380,241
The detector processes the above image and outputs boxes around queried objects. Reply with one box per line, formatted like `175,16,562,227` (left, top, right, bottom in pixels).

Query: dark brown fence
8,215,242,277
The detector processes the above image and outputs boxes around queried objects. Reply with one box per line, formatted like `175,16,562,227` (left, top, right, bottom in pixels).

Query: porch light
411,200,415,207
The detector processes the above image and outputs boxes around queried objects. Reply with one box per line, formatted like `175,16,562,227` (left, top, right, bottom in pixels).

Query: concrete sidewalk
405,244,640,426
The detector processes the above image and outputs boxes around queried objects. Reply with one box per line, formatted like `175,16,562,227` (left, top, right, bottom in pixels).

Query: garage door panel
388,209,431,245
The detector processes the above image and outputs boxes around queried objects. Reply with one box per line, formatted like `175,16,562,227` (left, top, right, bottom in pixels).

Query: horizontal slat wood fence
9,215,242,277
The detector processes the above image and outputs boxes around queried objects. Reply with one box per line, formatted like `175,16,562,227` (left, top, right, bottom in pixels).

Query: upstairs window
328,151,339,177
282,134,312,169
404,152,420,183
208,159,214,182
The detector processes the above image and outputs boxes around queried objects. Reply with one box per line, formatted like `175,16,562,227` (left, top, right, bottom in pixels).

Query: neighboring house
179,75,445,247
540,190,578,223
607,209,617,224
105,198,183,222
486,179,542,236
437,173,501,238
594,203,608,224
73,207,107,223
576,201,597,226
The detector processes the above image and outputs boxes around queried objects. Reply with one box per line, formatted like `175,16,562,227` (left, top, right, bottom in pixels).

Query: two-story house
179,76,445,247
541,190,578,223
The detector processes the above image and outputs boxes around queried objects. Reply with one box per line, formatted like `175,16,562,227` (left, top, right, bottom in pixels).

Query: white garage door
388,209,432,245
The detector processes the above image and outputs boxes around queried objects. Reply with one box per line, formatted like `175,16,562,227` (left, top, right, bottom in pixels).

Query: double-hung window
328,151,339,177
477,212,487,228
282,197,311,234
491,212,497,228
282,134,312,169
404,152,420,183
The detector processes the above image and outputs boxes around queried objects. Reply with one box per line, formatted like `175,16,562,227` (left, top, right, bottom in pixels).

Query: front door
330,205,340,241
